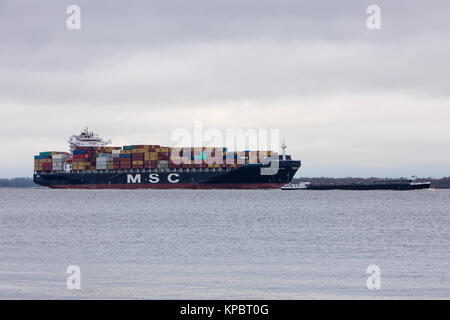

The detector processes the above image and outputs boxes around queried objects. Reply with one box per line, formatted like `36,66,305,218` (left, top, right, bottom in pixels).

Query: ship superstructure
68,127,112,151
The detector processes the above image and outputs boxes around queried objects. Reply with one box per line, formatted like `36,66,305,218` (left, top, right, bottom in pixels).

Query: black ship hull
33,160,300,189
306,182,431,190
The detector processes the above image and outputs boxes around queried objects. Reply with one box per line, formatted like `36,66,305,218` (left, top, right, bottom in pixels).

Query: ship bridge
68,127,112,151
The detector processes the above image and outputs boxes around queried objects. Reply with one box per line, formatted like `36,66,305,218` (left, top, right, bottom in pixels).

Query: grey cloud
1,40,449,106
0,1,448,104
0,0,449,177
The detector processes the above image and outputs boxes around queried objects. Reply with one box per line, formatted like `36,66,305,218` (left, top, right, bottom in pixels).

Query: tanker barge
282,180,431,190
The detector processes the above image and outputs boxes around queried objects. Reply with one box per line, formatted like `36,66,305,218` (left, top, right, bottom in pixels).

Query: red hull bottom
48,183,285,189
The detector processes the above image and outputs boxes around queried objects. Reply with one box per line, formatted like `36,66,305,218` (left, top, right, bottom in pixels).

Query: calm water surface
0,188,449,299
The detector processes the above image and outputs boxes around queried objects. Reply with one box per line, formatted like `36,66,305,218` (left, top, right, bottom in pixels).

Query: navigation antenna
281,139,287,160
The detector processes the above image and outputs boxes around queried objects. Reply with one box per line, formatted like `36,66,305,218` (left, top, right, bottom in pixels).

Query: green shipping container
39,152,53,157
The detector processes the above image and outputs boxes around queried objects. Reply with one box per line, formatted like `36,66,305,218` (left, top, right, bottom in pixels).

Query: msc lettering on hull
167,173,179,183
127,174,141,184
127,173,180,184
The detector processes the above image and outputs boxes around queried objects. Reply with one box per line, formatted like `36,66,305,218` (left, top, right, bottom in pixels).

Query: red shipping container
132,153,144,160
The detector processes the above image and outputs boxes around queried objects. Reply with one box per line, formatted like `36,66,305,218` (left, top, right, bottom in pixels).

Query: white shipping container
53,154,68,159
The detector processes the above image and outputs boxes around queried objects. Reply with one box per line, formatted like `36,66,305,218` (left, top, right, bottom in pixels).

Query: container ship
33,128,301,189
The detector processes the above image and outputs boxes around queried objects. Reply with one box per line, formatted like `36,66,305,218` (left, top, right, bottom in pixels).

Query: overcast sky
0,0,449,178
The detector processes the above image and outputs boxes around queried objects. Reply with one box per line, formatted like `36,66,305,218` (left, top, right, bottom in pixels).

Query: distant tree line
292,177,450,189
0,177,38,187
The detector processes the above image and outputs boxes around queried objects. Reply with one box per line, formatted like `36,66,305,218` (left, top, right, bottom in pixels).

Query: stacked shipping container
71,146,121,171
117,145,169,170
52,153,69,171
34,152,69,172
34,145,273,173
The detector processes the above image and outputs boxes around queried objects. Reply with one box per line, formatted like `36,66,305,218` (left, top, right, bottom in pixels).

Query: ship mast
281,139,287,160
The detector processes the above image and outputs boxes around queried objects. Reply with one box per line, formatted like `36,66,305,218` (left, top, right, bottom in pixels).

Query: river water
0,188,448,299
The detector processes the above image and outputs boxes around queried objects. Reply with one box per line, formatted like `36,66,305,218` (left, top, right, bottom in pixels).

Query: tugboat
281,182,310,190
